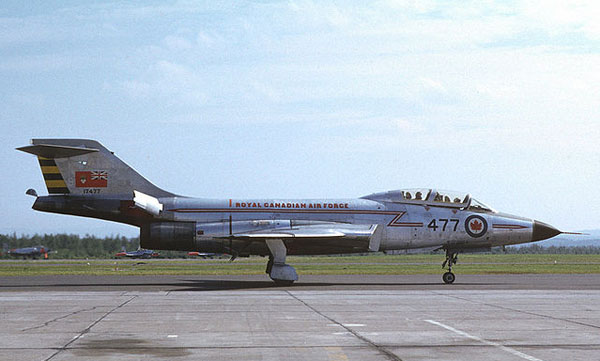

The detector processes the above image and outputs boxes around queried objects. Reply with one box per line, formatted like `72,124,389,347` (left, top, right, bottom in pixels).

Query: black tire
442,272,455,284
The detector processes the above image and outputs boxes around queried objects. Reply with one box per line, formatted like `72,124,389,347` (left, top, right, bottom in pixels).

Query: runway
1,273,600,292
2,274,600,360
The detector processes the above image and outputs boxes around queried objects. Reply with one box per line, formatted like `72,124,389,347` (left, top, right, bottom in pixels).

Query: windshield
361,189,493,211
468,198,496,213
431,190,469,206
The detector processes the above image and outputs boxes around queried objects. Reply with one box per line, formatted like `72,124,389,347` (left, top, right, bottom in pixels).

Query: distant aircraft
7,246,51,260
187,251,220,259
18,139,567,284
114,248,159,259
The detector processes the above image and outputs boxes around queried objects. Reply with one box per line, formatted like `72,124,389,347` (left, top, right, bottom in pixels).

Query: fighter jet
114,248,159,259
187,251,220,259
7,246,51,260
18,139,565,284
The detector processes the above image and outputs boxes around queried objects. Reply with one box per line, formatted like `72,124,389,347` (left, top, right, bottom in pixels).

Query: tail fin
36,156,70,194
17,139,173,198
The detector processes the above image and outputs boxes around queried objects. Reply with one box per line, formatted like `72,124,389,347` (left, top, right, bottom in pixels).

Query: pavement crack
43,295,137,361
285,290,402,361
21,307,99,332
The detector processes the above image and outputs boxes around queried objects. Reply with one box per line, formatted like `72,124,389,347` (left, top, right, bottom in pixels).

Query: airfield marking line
425,320,544,361
434,292,600,331
44,295,138,361
286,290,402,361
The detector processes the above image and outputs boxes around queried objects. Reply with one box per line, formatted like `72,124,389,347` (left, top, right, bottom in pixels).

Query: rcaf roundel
465,215,487,238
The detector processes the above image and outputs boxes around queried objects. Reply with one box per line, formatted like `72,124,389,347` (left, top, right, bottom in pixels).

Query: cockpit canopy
361,188,495,213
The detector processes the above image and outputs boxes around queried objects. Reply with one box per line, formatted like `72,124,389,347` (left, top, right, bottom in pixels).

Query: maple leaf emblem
470,220,483,232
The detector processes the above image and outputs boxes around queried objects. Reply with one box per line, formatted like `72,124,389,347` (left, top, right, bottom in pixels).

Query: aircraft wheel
273,280,295,287
442,272,455,284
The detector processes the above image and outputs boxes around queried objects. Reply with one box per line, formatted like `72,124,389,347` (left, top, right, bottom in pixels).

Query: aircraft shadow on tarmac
0,278,500,292
170,279,500,291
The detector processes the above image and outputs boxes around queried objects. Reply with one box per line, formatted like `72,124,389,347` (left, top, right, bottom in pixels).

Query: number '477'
427,219,459,231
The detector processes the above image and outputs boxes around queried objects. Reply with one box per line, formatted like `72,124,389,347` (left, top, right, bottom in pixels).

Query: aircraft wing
232,228,346,238
228,222,374,238
219,222,383,253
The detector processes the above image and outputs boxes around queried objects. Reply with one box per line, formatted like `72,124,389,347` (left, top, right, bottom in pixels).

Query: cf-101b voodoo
18,139,564,285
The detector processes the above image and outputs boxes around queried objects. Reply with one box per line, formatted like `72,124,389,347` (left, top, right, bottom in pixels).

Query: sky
1,0,599,237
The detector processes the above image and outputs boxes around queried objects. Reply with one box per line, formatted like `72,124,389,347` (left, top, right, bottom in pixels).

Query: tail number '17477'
427,219,459,232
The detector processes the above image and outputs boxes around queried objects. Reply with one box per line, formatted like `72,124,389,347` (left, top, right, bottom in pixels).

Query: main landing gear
265,239,298,286
442,250,458,284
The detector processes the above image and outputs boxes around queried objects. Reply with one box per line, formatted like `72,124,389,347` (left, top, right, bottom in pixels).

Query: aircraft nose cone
532,220,561,242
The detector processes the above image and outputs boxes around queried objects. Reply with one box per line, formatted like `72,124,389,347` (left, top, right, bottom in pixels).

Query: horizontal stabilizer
17,144,98,159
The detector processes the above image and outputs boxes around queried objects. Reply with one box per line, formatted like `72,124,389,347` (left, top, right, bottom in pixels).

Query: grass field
1,254,600,276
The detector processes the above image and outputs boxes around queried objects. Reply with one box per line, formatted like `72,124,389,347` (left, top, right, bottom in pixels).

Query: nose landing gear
442,271,455,284
442,250,458,284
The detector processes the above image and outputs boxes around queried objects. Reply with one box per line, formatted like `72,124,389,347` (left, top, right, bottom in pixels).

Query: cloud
0,53,82,72
9,0,591,131
288,1,351,28
196,31,217,46
118,79,152,99
115,60,208,105
519,0,600,40
163,35,193,51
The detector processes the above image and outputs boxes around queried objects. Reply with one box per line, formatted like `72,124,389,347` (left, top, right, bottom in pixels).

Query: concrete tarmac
2,273,600,291
1,274,600,360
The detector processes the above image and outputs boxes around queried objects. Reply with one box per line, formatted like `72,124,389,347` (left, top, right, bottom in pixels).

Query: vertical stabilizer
17,139,173,198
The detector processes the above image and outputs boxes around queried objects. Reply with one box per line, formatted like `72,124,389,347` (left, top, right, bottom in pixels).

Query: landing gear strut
266,255,274,274
442,250,458,284
265,239,298,286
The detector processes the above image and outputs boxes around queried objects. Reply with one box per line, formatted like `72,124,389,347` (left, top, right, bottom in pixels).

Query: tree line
496,244,600,255
0,233,138,259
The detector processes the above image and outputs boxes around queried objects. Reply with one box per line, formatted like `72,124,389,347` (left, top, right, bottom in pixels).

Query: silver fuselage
142,195,535,255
